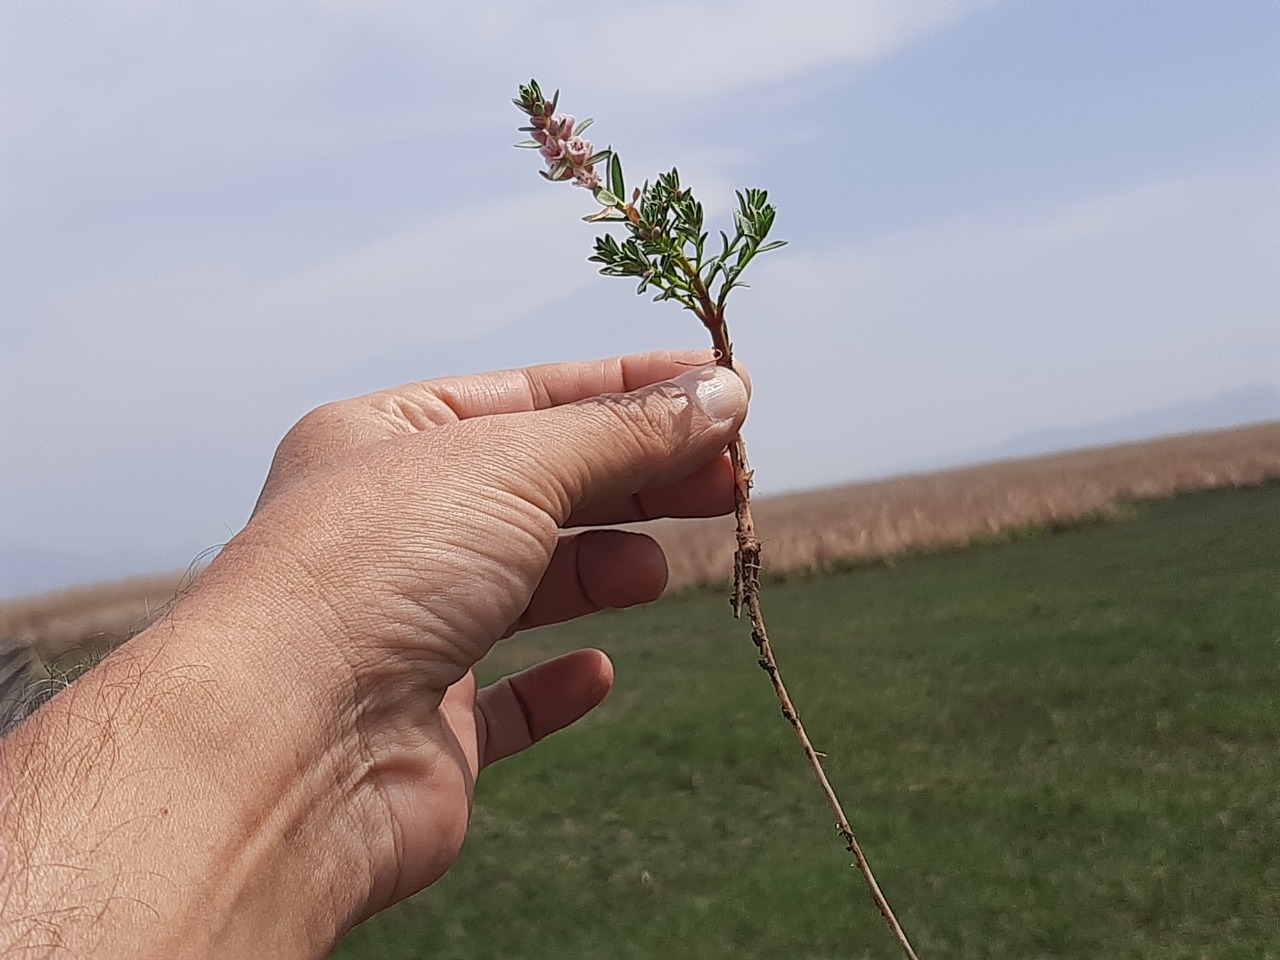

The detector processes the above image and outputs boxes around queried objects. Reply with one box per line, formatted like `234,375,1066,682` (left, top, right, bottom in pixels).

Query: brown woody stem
703,308,920,960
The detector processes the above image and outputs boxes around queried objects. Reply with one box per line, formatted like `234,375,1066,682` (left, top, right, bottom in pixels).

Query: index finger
363,349,718,428
257,350,726,512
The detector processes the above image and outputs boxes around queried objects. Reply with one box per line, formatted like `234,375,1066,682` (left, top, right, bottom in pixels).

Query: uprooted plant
513,80,920,959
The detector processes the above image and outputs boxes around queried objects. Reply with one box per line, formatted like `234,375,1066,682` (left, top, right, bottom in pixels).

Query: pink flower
573,166,601,190
564,136,592,166
540,139,566,163
546,114,575,138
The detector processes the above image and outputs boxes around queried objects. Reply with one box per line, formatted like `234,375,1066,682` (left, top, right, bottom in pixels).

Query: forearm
0,587,373,959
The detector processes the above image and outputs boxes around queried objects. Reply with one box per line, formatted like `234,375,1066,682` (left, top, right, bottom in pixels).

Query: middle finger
564,451,736,527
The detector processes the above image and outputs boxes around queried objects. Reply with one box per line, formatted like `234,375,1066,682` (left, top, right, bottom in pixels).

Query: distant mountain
927,385,1280,471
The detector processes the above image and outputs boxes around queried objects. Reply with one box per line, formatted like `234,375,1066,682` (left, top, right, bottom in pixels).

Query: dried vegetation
3,422,1277,665
646,421,1280,590
0,572,189,664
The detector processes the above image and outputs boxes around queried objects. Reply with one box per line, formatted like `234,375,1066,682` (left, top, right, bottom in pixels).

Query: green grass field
335,484,1280,959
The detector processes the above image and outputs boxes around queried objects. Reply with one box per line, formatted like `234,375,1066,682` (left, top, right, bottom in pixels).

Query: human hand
230,348,750,913
0,350,748,958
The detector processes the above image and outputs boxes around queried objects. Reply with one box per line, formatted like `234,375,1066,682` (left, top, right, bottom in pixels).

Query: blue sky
1,1,1277,596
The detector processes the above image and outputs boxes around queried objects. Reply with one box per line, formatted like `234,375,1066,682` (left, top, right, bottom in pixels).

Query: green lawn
335,484,1280,959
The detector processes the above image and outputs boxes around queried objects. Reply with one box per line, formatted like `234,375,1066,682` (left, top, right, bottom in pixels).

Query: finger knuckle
274,403,368,479
283,402,349,452
605,387,684,454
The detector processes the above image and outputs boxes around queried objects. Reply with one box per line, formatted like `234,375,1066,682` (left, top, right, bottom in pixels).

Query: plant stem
702,306,921,960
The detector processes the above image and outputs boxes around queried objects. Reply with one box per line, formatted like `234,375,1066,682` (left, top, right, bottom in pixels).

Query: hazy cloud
731,164,1280,489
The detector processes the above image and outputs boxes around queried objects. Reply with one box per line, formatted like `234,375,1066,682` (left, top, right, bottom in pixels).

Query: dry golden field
647,420,1280,588
0,571,192,665
3,422,1277,665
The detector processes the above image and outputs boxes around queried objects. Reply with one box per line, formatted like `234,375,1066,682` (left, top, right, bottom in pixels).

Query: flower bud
540,139,567,163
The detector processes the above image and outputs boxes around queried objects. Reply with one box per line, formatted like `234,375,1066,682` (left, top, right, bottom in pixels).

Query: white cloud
496,0,996,99
1,0,994,218
1,0,996,361
306,0,996,99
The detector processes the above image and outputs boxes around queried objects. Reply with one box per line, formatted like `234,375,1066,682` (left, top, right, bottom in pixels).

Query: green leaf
585,150,611,167
592,188,621,207
513,140,542,148
757,240,787,252
576,117,595,135
610,150,625,200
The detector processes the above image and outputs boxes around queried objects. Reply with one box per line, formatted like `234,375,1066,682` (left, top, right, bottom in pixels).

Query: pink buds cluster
532,115,600,189
514,81,606,191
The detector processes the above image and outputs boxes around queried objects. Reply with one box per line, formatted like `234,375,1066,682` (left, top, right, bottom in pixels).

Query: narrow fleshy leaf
610,151,625,200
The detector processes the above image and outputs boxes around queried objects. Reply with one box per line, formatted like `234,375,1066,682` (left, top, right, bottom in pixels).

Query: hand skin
0,350,749,959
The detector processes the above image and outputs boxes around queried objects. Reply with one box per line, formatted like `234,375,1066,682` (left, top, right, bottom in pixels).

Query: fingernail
671,365,747,424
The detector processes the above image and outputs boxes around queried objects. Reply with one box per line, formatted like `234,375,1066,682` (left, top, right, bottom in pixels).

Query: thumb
512,363,749,523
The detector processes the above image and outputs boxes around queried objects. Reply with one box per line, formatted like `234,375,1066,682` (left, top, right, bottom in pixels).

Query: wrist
0,579,377,958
